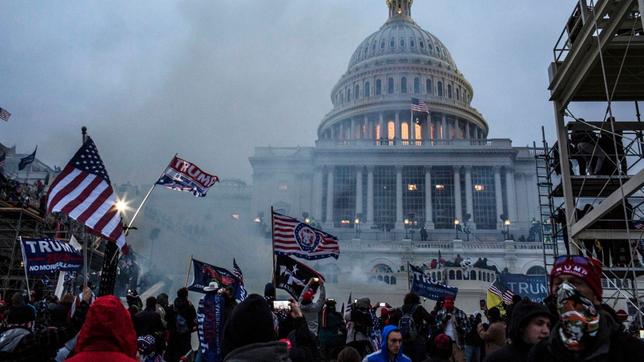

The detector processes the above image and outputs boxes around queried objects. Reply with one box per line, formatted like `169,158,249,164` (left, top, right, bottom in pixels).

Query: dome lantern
386,0,413,19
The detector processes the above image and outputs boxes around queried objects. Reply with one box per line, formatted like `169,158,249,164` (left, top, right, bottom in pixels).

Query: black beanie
222,294,276,357
7,305,35,324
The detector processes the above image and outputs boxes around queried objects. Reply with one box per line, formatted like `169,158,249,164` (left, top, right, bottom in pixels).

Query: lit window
435,184,445,191
387,121,395,140
401,122,409,140
474,184,485,192
407,184,417,191
278,184,288,191
340,219,351,225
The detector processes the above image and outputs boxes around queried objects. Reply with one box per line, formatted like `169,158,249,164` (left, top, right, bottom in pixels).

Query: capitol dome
318,0,488,142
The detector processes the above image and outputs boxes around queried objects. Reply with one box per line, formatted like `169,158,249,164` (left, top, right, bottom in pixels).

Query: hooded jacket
223,340,290,362
527,309,644,362
222,294,277,358
66,295,138,362
485,301,550,362
363,325,412,362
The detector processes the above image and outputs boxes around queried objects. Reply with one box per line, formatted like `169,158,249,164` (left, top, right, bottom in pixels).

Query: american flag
0,107,10,122
46,137,126,248
232,258,248,301
411,97,429,113
272,210,340,260
488,279,514,304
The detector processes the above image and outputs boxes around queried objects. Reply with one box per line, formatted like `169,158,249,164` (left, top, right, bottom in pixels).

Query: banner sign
499,272,548,302
188,258,241,295
274,254,324,299
19,237,83,275
409,264,458,301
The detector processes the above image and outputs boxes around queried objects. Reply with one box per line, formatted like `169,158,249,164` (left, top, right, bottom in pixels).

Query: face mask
556,281,600,351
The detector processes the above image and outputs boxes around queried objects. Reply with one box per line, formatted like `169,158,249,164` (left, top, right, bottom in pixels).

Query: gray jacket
298,283,326,336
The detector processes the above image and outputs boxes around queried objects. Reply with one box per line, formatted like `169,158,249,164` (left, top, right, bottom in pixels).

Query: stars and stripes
488,279,514,304
46,137,126,248
272,210,340,260
411,97,429,113
0,107,10,122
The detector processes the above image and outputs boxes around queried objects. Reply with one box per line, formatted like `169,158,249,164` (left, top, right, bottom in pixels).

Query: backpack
175,313,190,334
398,304,419,340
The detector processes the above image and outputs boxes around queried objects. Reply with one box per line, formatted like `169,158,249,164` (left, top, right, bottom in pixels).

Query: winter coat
485,300,551,362
527,309,644,362
298,283,326,336
363,325,412,362
0,301,88,362
477,320,506,355
223,341,291,362
66,295,138,362
222,294,277,358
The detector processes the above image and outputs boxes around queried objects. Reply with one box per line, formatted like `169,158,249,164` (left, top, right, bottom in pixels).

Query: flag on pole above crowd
273,254,324,299
155,155,219,197
0,107,10,122
187,258,246,301
272,211,340,260
408,263,458,301
487,278,515,308
46,137,126,248
18,146,37,170
232,258,248,302
411,98,429,113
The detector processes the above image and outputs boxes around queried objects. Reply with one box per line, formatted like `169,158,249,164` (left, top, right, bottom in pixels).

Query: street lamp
454,218,461,239
504,219,511,240
354,217,361,239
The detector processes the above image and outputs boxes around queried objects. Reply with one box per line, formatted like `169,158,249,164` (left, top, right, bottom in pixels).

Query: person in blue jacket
363,325,412,362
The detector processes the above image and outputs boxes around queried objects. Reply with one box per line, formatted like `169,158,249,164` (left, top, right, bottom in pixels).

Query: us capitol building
250,0,547,310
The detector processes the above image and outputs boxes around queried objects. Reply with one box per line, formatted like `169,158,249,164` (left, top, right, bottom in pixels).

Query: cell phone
379,302,387,307
273,300,291,311
312,277,320,283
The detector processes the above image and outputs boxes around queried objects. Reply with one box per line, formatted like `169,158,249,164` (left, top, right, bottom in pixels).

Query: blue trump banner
187,258,243,297
19,237,83,275
409,264,458,301
499,272,548,302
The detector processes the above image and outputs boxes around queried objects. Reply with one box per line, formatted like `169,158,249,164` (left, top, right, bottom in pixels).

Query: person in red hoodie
66,295,138,362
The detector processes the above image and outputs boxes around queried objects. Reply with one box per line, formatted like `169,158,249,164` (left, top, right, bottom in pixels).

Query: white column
410,113,416,144
366,166,374,227
494,166,504,230
325,167,334,227
364,115,369,139
465,122,471,139
506,167,518,222
464,166,476,229
350,118,356,139
395,166,404,229
442,114,447,140
313,167,323,220
379,112,385,142
424,167,434,229
356,167,363,219
454,166,462,222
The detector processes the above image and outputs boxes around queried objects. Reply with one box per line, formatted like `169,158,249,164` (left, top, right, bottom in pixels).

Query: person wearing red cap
298,278,326,336
528,255,644,361
435,296,468,362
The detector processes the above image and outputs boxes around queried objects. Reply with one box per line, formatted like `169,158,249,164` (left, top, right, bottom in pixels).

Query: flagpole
271,206,276,286
82,128,89,287
407,261,411,291
184,254,193,287
18,237,31,298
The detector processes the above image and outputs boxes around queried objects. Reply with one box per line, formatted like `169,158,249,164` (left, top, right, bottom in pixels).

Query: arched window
401,122,409,140
410,39,415,48
376,79,382,95
381,40,386,49
391,276,397,285
419,40,424,48
401,77,407,93
390,38,395,48
470,270,477,280
448,84,453,98
437,81,443,97
339,91,344,104
426,79,432,94
448,270,455,280
478,271,482,280
384,275,390,284
347,88,352,101
355,85,359,100
456,270,462,280
375,123,381,139
432,272,436,280
377,275,384,281
387,121,395,141
388,77,395,94
456,88,460,100
365,81,370,97
526,265,547,275
414,123,421,141
400,39,405,48
414,77,420,94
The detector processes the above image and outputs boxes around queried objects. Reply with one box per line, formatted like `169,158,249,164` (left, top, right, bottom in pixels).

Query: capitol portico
249,0,545,309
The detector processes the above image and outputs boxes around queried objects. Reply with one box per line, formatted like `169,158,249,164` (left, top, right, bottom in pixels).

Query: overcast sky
1,0,603,184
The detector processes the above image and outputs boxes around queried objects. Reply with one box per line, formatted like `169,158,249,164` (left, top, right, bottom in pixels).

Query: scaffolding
546,0,644,324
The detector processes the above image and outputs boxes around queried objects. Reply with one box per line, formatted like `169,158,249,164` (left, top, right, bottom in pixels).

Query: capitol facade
250,0,547,310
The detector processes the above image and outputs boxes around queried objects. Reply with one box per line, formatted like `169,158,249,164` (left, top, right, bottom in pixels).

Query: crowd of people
0,255,643,361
